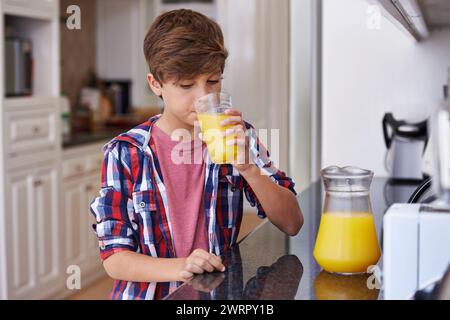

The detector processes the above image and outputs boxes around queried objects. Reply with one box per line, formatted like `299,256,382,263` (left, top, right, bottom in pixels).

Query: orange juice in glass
313,166,381,274
195,92,237,164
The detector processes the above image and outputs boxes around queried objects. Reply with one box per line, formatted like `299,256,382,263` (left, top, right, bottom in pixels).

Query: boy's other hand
178,249,226,282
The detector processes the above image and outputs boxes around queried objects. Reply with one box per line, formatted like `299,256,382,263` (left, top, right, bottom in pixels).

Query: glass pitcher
313,166,381,275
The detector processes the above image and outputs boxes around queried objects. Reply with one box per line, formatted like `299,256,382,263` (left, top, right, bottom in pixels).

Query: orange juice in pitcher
313,166,381,274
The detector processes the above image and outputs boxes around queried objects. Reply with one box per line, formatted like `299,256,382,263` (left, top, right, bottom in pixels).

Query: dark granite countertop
62,127,125,149
165,177,424,300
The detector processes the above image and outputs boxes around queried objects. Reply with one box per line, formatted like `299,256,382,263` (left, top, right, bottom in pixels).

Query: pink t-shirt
152,123,209,258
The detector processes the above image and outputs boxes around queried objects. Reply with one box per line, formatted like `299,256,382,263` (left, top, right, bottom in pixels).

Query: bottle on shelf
60,94,72,142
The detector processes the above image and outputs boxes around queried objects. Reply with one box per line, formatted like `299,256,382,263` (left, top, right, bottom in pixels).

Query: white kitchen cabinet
58,143,107,298
4,163,63,300
3,98,61,171
62,174,103,283
4,106,58,158
63,181,85,270
0,0,68,300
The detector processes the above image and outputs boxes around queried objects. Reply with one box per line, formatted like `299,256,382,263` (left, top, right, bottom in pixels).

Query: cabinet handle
34,179,42,187
86,185,93,192
32,126,40,135
75,165,83,172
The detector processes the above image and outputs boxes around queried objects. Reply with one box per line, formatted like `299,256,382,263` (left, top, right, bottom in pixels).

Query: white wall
218,0,290,172
322,0,450,177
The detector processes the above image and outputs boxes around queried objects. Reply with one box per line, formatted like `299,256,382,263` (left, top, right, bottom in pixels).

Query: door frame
289,0,322,190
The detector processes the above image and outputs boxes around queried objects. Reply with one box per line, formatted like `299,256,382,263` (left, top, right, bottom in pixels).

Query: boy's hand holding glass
178,249,226,282
195,92,252,172
221,107,252,172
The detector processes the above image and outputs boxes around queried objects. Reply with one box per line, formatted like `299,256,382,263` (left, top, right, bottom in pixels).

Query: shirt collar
104,114,162,152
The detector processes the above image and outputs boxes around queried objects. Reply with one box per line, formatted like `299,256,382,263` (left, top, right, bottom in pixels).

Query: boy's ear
147,73,163,97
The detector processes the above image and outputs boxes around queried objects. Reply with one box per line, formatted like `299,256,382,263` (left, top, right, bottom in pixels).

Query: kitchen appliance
5,37,33,97
383,101,450,300
383,113,429,181
414,265,450,300
383,179,425,207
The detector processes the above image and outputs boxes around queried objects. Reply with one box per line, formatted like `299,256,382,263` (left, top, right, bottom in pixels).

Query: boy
90,9,303,300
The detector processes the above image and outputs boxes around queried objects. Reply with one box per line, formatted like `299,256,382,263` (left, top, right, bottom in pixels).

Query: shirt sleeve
90,142,137,261
243,122,298,219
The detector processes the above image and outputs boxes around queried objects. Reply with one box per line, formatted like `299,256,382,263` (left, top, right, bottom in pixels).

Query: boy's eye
180,84,194,89
207,80,220,85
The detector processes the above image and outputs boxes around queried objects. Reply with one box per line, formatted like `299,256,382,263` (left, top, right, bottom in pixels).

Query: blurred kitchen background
0,0,449,299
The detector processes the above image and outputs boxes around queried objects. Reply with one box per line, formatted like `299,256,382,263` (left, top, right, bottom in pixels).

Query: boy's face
147,71,222,127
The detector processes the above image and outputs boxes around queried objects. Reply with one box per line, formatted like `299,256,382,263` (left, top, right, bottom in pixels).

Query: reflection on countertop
313,271,379,300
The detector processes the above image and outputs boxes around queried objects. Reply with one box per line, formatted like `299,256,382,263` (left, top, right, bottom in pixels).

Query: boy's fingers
222,125,245,137
186,263,204,274
205,255,226,272
221,116,242,125
191,250,225,272
192,257,215,273
180,270,194,281
224,108,242,116
226,137,246,146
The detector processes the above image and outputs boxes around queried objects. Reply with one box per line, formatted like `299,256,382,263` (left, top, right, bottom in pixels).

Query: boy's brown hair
144,9,228,85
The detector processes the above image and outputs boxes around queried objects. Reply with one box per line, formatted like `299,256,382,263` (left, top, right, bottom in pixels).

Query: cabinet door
32,165,61,295
4,169,34,299
63,174,102,286
62,181,86,271
5,164,62,299
5,107,57,158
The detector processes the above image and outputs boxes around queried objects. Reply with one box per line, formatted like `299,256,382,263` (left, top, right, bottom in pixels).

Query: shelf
4,96,58,110
4,13,59,98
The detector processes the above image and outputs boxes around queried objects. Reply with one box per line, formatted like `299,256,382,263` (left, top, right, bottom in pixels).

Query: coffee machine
383,113,429,182
383,101,450,300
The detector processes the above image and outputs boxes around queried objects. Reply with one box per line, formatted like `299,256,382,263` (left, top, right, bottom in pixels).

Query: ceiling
419,0,450,30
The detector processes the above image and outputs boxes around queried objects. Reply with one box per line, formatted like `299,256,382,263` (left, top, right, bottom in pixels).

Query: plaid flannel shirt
90,114,297,300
